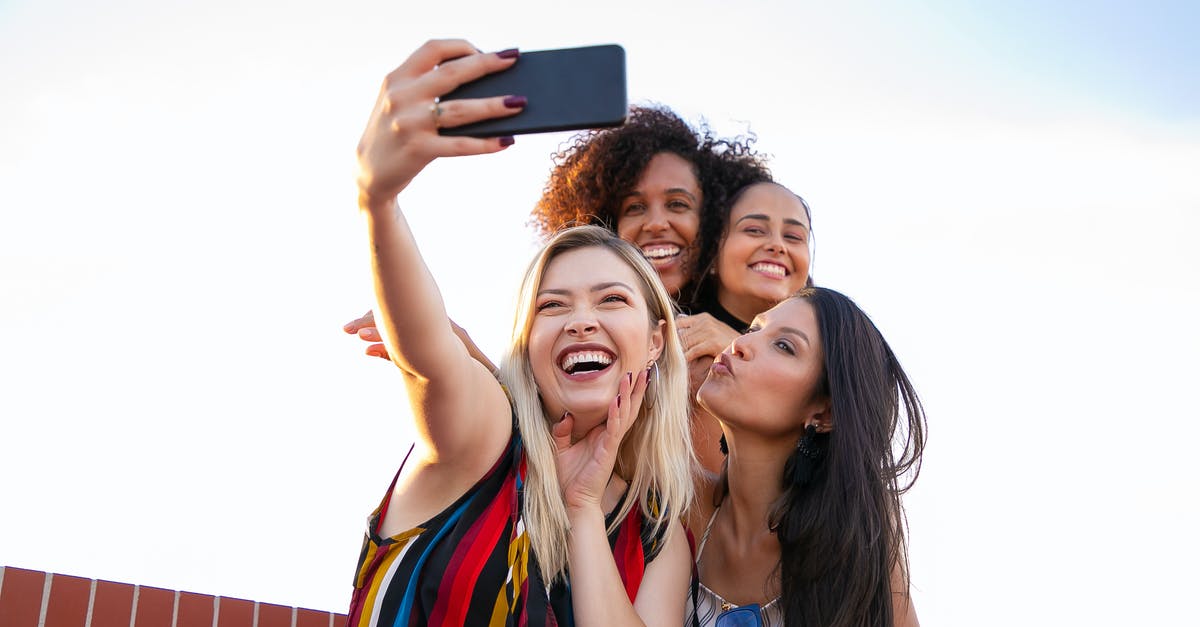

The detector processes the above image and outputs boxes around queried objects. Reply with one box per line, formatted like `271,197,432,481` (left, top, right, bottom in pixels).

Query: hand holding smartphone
438,44,627,138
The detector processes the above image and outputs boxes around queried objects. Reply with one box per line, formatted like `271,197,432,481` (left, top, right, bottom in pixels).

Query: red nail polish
496,48,519,59
503,95,527,108
499,136,515,147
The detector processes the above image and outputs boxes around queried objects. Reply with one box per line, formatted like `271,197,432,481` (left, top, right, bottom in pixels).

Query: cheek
616,217,640,243
790,249,811,285
675,214,700,245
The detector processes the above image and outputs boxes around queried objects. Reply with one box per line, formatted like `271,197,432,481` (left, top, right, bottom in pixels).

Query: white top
686,507,785,627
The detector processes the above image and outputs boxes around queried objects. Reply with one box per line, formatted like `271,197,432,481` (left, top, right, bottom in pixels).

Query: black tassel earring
784,424,827,487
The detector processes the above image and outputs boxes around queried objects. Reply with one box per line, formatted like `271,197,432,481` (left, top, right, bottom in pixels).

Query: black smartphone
438,44,626,138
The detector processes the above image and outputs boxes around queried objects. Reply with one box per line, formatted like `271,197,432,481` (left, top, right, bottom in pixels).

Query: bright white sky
2,1,1198,625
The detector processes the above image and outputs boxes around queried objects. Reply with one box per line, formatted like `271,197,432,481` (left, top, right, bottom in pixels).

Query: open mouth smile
558,346,617,379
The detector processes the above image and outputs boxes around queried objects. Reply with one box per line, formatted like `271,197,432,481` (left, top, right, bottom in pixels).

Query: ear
647,318,666,362
806,395,833,433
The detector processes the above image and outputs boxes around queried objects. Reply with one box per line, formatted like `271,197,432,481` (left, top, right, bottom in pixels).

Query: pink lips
710,352,734,377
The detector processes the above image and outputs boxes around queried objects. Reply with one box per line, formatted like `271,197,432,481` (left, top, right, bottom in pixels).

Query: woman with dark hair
690,287,926,626
677,180,815,472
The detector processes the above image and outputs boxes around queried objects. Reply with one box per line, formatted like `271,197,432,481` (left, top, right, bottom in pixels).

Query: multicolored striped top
346,431,667,627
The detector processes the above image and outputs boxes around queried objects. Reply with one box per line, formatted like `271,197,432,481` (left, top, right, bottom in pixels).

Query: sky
2,0,1198,625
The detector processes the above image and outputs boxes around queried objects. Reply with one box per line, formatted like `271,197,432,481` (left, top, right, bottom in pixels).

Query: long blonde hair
497,225,696,583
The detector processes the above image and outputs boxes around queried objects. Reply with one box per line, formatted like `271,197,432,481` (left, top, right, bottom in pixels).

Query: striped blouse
346,431,666,627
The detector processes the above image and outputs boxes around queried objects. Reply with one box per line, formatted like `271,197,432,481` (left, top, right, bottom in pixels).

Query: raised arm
355,39,522,468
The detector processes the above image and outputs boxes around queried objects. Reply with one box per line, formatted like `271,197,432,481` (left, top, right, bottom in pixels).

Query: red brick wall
0,567,348,627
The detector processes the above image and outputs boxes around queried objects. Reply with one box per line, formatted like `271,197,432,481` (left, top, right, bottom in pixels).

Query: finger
683,345,708,362
343,309,375,333
365,344,390,360
629,368,649,416
436,135,516,157
435,95,526,130
421,48,519,96
357,327,382,343
551,412,574,452
391,39,484,81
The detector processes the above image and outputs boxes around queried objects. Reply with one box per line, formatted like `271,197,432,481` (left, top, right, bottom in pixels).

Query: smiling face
698,298,826,439
529,246,665,436
715,182,812,323
615,151,703,297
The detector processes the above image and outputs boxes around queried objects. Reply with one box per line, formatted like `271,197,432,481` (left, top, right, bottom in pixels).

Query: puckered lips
748,259,789,280
639,240,684,268
556,343,617,382
710,352,734,377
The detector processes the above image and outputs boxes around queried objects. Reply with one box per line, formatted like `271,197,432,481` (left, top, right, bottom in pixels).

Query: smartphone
438,44,626,138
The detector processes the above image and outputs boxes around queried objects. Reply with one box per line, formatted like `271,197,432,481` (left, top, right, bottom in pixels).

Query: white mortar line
129,585,141,627
85,578,97,627
38,572,52,627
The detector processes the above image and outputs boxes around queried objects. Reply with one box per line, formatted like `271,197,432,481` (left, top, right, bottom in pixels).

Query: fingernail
499,136,515,147
503,95,527,108
496,48,519,59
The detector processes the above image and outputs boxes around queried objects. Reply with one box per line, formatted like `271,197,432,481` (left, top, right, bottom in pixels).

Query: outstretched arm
356,39,521,469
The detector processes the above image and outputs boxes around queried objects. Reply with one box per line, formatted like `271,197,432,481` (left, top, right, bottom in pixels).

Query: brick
332,614,348,627
45,574,91,627
0,567,46,627
215,596,254,627
132,585,175,627
295,608,329,627
256,602,293,627
91,580,135,627
176,591,214,627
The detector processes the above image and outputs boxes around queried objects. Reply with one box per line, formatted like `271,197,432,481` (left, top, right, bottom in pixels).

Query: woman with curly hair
530,105,772,304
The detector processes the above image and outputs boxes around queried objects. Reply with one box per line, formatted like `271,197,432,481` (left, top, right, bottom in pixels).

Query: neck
720,430,790,538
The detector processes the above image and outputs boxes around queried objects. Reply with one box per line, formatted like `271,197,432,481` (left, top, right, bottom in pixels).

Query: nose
565,315,598,336
727,333,750,360
764,233,787,255
642,206,670,234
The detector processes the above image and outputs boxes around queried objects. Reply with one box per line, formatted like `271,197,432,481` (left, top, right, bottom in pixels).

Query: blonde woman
346,40,695,627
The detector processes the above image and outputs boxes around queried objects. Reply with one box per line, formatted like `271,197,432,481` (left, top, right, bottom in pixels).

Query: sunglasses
714,603,763,627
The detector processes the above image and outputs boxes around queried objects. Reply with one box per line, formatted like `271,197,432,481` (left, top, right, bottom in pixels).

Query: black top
684,282,751,333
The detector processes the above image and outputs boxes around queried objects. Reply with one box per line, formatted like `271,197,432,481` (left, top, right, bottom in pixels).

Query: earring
642,361,659,410
784,423,827,487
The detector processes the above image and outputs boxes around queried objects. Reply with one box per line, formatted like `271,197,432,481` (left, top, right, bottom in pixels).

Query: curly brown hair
531,105,772,304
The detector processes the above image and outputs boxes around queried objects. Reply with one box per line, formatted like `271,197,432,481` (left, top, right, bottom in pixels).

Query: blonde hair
497,225,696,583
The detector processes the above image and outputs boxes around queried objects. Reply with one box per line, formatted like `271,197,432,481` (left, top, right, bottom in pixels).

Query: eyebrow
537,281,635,296
779,326,812,345
735,213,809,229
624,188,698,202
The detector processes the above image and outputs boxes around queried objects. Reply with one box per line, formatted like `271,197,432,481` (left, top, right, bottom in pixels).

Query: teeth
642,245,680,259
751,262,786,279
560,350,614,371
